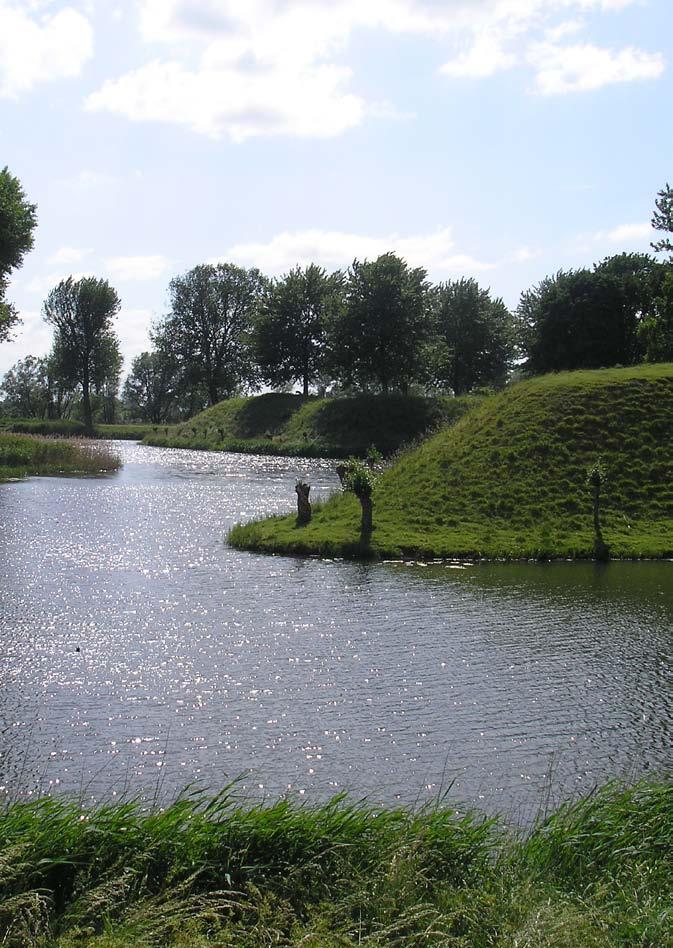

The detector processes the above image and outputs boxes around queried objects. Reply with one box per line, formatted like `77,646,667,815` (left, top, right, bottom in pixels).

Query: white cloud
25,269,95,295
105,254,170,282
529,42,665,93
84,0,661,140
217,227,495,276
440,36,518,79
86,59,364,141
0,2,93,97
47,246,93,266
116,307,155,370
0,309,52,375
588,221,653,243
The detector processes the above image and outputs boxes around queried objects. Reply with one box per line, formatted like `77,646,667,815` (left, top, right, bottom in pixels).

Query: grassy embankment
0,781,670,946
0,418,154,440
230,364,673,560
0,432,121,481
142,392,481,458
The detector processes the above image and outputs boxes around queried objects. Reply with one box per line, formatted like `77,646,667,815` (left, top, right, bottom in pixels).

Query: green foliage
638,269,673,362
341,457,376,497
651,181,673,258
255,264,341,396
0,355,50,417
0,166,37,343
331,253,430,393
43,277,122,432
157,263,265,407
0,781,670,946
230,363,673,560
122,349,182,423
143,391,479,458
518,254,666,374
430,278,517,395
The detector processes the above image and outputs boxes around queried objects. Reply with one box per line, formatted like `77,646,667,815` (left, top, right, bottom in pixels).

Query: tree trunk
592,483,609,561
295,481,312,525
303,374,309,398
82,369,93,434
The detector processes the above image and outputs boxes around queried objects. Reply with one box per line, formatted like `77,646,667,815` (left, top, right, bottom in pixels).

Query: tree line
1,167,672,428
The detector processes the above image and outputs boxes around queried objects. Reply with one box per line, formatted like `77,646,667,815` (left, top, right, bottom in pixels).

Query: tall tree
331,253,430,393
123,348,182,423
43,277,121,432
651,182,673,259
255,264,341,396
160,263,264,406
430,278,516,395
0,166,38,343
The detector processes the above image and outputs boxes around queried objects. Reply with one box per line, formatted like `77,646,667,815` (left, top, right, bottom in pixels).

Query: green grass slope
0,781,670,946
230,364,673,560
143,392,480,458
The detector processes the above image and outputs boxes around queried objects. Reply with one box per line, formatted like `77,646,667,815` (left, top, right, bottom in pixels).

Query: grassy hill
230,364,673,560
143,391,481,458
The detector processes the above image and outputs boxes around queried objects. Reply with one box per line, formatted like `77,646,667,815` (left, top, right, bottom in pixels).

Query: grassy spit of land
142,392,482,458
0,418,155,440
0,780,670,946
0,432,122,481
230,364,673,560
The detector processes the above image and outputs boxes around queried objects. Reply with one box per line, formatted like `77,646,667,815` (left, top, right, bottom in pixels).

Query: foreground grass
0,433,122,481
0,419,154,441
0,781,670,946
231,364,673,560
143,392,483,458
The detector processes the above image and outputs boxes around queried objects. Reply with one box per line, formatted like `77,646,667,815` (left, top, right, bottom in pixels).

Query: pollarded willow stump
295,481,312,525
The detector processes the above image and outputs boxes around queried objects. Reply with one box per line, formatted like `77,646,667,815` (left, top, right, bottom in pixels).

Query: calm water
0,442,671,822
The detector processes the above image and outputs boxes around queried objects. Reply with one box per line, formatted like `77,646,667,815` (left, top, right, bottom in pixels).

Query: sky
0,0,671,377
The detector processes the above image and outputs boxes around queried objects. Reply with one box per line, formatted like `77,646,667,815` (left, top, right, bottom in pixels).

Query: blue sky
1,0,671,376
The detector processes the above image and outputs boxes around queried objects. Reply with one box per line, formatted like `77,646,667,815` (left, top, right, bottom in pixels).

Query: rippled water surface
1,442,672,821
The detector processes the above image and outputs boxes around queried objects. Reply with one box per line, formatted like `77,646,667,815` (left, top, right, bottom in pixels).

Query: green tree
255,264,341,396
159,263,264,407
0,355,50,417
638,270,673,362
331,253,430,393
430,278,516,395
651,182,673,259
43,277,121,433
0,167,38,343
123,348,182,423
518,254,665,374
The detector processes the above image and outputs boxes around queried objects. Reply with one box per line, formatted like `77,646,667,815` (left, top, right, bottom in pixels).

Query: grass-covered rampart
142,392,481,458
0,432,122,481
230,364,673,560
0,780,670,946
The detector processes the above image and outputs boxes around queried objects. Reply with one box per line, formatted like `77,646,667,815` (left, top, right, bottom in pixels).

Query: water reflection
0,442,671,823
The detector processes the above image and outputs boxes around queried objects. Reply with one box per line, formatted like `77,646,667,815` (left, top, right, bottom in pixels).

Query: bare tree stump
295,481,312,525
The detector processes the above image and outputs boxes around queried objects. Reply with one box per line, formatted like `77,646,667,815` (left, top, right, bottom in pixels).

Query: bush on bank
0,780,670,946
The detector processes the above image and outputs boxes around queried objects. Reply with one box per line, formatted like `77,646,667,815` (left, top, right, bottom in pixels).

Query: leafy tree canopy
255,264,342,397
43,276,121,431
159,263,265,406
651,182,673,259
430,278,517,395
0,166,38,343
331,253,431,393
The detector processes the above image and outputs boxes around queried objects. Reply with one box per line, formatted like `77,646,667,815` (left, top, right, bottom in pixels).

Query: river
0,441,671,823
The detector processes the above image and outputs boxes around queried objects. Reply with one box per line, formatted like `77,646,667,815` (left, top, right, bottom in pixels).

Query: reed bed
0,433,122,481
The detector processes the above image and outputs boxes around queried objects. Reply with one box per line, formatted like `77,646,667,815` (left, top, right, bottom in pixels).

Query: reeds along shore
0,432,121,481
0,780,670,946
